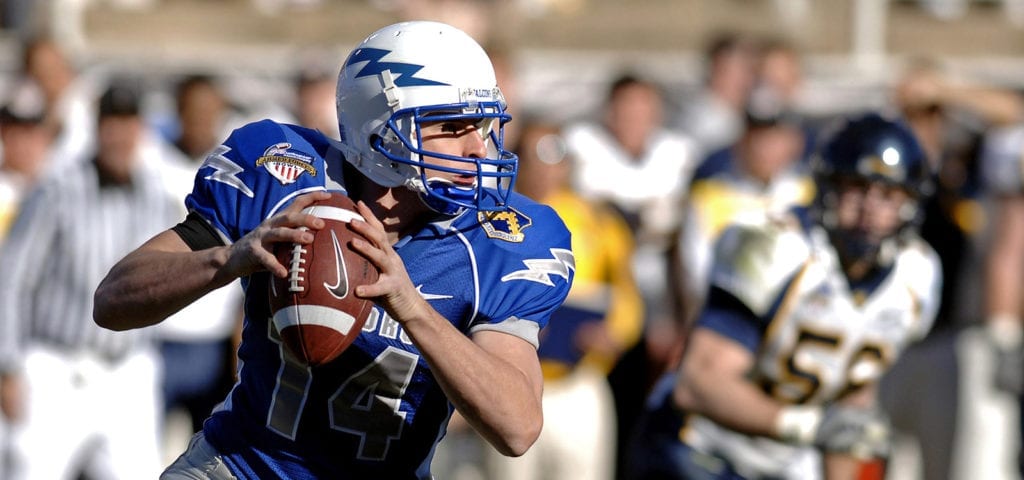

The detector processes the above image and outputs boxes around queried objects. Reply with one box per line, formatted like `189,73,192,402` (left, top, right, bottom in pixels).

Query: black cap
98,79,142,118
0,79,46,125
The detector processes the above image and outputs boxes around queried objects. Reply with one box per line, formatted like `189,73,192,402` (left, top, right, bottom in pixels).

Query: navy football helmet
812,113,933,262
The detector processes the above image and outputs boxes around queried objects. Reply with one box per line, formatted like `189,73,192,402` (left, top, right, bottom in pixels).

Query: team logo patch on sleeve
256,142,318,185
478,207,531,243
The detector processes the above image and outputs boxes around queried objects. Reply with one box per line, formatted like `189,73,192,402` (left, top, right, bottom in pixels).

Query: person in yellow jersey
486,118,644,480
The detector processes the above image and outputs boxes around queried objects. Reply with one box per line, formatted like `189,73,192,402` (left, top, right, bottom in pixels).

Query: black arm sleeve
171,212,226,251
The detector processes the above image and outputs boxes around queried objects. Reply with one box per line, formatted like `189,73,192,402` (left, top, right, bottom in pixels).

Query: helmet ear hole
369,133,408,170
370,132,403,157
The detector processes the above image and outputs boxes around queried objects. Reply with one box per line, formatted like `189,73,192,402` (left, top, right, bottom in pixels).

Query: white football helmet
335,21,516,215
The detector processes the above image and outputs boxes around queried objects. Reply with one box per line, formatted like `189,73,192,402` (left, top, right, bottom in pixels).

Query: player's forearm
943,84,1024,127
673,329,783,439
985,198,1024,318
401,309,542,456
987,258,1022,316
675,365,783,439
94,242,233,331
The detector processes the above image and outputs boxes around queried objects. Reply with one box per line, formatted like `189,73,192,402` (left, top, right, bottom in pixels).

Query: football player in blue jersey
93,21,575,479
625,113,942,480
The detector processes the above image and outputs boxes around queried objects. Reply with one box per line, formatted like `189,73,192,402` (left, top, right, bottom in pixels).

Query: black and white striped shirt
0,156,185,370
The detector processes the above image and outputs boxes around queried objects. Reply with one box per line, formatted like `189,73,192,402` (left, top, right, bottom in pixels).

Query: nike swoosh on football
324,229,349,299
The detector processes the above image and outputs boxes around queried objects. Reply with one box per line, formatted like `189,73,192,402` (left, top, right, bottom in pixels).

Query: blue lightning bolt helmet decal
347,48,448,87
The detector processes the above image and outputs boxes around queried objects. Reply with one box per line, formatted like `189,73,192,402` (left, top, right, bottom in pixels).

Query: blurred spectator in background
878,58,1024,480
0,77,52,480
0,79,52,241
754,37,804,113
673,31,759,157
892,58,1024,332
564,72,698,301
486,118,643,480
21,35,98,169
978,122,1024,477
293,69,339,138
487,43,522,149
168,74,235,160
751,35,819,161
672,97,814,334
153,73,244,466
0,78,180,480
563,71,699,480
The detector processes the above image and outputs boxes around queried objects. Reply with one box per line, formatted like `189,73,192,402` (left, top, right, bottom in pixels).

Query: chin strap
418,178,476,216
831,229,879,264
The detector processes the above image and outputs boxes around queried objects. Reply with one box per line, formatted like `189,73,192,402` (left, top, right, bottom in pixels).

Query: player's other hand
348,200,427,323
0,373,25,423
224,191,330,279
777,403,891,459
994,347,1024,394
988,337,1024,395
814,404,891,460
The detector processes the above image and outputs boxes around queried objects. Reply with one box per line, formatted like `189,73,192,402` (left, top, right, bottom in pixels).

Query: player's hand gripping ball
268,192,378,366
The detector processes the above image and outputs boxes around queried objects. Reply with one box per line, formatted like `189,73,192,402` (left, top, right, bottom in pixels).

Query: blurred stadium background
2,1,1022,479
6,0,1024,123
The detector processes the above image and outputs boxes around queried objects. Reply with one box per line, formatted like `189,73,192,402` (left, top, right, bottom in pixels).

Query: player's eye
439,122,462,134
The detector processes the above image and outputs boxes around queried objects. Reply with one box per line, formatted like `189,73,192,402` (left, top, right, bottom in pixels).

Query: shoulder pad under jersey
709,215,810,317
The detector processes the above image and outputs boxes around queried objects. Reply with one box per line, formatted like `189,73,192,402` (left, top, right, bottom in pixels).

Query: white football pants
7,345,162,480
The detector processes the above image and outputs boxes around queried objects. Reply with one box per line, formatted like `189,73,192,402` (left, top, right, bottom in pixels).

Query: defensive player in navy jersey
625,114,942,480
93,21,575,479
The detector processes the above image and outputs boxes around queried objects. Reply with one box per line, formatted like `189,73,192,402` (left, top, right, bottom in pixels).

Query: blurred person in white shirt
564,71,700,478
673,31,759,157
21,35,98,170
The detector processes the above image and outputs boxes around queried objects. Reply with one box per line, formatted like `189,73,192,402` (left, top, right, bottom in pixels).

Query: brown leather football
268,192,378,366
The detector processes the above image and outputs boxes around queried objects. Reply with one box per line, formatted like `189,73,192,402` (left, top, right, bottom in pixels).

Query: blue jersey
183,120,574,479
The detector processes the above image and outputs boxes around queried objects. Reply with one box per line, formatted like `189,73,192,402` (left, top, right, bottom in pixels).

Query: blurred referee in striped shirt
0,77,182,480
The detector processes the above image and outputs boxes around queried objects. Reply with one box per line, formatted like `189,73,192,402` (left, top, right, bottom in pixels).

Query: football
268,192,378,366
